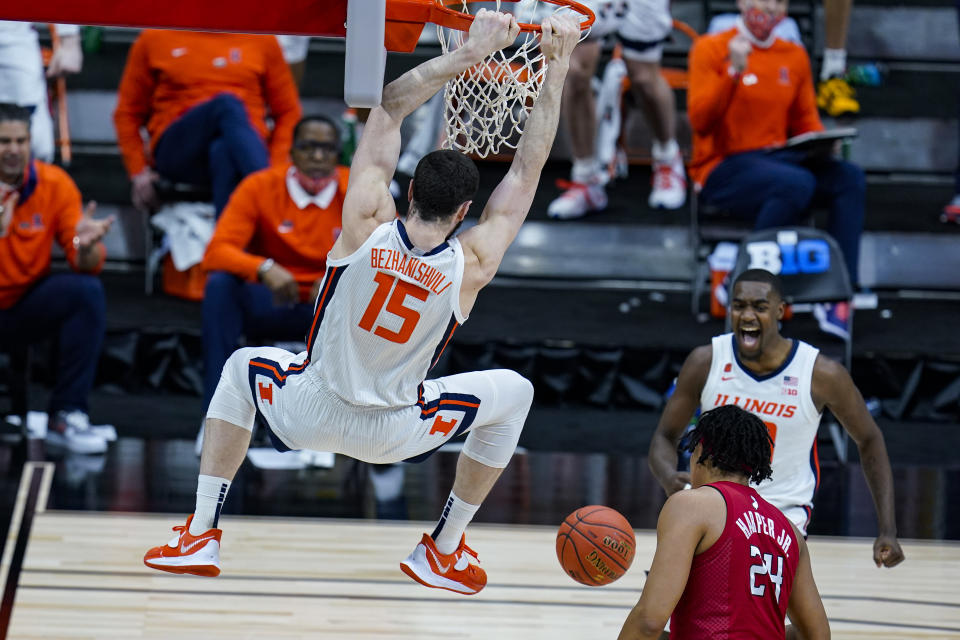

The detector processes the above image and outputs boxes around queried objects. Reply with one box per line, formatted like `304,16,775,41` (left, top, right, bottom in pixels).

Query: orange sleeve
202,174,268,281
262,38,302,166
787,49,824,137
687,36,741,137
113,34,157,177
54,172,107,274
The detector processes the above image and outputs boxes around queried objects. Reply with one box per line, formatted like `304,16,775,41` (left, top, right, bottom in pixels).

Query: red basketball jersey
670,482,800,639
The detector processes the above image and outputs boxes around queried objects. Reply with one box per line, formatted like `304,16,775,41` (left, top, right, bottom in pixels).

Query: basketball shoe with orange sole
143,515,222,577
400,533,487,595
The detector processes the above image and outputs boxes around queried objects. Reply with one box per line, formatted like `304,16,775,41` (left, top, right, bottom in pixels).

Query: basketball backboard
0,0,387,107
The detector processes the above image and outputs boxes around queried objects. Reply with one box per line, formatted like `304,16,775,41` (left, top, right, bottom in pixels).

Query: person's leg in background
808,157,865,287
207,138,242,215
620,0,686,210
153,94,269,214
547,39,608,220
0,273,107,453
0,32,55,162
943,1,960,221
275,35,310,89
699,151,817,227
817,0,860,117
806,155,865,338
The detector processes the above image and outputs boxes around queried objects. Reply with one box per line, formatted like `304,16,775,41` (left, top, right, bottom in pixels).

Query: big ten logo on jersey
745,230,830,276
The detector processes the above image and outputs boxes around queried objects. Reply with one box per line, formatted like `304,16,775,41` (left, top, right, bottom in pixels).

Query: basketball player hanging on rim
144,10,583,595
618,405,831,640
649,268,905,568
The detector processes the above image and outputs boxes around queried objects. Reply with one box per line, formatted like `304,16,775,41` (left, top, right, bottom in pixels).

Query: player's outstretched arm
334,10,519,257
617,490,711,640
648,345,712,495
785,524,831,640
457,15,580,288
811,356,904,568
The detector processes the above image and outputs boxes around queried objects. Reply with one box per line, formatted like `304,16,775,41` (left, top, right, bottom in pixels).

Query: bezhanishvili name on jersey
371,247,452,295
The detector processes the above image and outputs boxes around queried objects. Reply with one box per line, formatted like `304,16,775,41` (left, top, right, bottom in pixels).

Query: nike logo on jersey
721,376,736,381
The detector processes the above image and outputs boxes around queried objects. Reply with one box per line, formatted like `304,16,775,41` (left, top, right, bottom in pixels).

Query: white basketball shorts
583,0,673,62
207,346,530,466
780,504,813,537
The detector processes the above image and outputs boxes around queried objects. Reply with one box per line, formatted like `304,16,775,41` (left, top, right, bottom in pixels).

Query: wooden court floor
2,464,960,639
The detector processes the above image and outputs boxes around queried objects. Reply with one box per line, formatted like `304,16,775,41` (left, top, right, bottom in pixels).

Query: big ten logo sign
745,231,830,276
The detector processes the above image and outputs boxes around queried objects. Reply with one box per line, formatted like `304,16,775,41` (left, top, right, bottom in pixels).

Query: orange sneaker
400,533,487,595
143,515,222,577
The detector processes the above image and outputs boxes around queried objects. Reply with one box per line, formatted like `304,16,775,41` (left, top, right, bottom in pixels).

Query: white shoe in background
547,181,608,220
648,152,687,210
47,410,108,455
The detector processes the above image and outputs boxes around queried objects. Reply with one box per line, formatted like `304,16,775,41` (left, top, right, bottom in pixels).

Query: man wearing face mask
198,116,348,435
688,0,866,339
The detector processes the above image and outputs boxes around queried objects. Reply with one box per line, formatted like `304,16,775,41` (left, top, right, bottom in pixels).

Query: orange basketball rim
385,0,596,52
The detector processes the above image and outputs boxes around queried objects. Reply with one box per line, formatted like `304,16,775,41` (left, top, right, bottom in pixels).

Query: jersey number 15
359,272,429,344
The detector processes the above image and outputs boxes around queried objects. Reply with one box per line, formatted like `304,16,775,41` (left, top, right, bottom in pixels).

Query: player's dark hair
686,405,773,484
733,268,784,301
0,103,32,129
292,114,341,146
410,149,479,223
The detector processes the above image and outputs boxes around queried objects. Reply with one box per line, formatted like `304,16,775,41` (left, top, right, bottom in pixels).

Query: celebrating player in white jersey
648,268,905,568
144,10,583,595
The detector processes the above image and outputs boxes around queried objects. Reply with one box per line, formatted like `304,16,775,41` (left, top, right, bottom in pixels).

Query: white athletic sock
651,139,680,165
431,492,480,555
821,48,847,81
191,474,231,534
571,157,600,184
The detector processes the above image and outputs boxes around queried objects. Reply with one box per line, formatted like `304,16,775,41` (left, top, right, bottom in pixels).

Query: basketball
556,505,636,586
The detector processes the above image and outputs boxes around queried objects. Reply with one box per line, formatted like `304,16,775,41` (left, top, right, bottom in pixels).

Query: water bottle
846,63,885,87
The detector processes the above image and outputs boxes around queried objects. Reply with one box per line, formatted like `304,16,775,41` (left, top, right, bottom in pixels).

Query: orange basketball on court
556,505,636,586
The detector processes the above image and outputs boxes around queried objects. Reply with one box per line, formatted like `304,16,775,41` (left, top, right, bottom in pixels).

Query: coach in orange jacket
113,30,301,215
0,104,114,453
688,0,865,298
198,116,347,417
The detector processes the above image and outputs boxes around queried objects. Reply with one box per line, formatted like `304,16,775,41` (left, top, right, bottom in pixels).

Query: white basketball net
437,1,589,158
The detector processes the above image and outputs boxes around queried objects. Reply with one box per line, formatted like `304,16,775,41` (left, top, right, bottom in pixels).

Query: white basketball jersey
308,219,466,408
700,334,823,511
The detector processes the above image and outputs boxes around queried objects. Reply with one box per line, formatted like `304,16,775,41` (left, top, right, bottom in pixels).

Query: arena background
0,1,958,634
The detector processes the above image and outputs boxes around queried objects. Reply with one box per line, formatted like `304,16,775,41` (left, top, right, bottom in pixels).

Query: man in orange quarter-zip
0,103,114,454
113,30,301,215
197,115,348,441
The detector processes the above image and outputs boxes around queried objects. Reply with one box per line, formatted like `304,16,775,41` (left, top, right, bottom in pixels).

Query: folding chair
727,226,855,463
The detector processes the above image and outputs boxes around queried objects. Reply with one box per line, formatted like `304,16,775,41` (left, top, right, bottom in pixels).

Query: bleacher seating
42,0,960,292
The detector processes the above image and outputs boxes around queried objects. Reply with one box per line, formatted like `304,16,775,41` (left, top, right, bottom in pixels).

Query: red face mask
294,168,336,196
744,7,784,41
